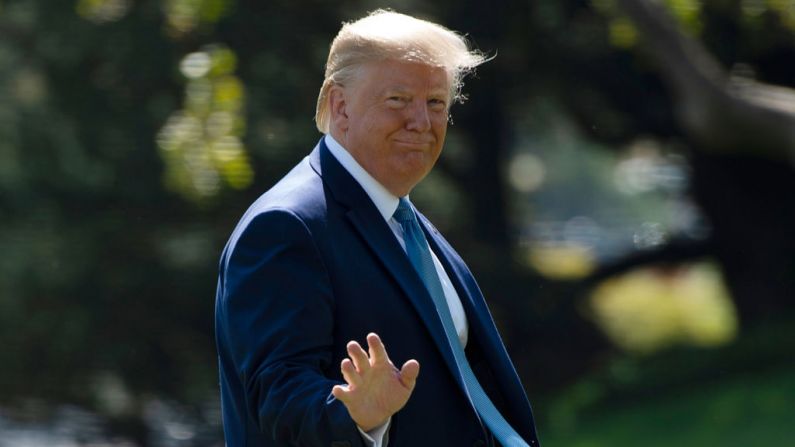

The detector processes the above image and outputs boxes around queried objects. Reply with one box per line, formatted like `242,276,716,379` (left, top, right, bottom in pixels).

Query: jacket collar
309,138,470,391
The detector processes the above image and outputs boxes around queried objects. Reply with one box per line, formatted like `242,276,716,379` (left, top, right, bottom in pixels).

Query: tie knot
393,198,416,225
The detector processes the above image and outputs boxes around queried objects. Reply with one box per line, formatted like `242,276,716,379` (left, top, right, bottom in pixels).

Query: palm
331,333,420,431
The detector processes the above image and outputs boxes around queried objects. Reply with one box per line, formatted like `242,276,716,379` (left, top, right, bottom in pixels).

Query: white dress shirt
324,134,470,447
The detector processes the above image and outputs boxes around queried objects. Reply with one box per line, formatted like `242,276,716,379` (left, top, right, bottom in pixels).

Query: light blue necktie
393,198,529,447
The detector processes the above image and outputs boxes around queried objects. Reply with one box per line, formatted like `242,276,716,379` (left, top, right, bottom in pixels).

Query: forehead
358,59,450,95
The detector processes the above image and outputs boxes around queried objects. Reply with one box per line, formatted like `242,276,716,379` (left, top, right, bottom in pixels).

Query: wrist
356,416,388,432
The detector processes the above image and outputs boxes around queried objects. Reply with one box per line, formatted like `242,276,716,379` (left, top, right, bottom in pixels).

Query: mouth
394,140,433,149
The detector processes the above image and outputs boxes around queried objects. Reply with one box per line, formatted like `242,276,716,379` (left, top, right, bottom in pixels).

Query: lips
394,139,433,147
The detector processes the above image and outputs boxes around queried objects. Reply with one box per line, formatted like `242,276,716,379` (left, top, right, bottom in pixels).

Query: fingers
366,333,389,365
346,341,370,374
331,384,349,402
399,359,420,390
340,358,362,388
342,334,404,388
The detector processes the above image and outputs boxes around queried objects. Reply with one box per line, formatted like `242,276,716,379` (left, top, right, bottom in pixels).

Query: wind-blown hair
315,10,488,134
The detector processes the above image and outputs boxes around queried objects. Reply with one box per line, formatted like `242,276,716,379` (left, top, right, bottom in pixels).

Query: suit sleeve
216,208,364,446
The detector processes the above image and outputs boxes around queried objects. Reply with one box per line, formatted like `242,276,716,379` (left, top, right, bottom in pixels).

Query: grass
540,364,795,447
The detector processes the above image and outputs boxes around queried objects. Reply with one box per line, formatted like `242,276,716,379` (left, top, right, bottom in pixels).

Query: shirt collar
324,134,401,222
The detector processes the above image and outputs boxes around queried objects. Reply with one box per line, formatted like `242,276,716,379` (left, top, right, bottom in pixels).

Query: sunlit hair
315,9,488,133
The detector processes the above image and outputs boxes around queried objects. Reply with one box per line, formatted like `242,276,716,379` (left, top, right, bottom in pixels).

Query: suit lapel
417,215,502,359
419,212,530,407
310,139,536,441
309,139,467,391
421,215,538,438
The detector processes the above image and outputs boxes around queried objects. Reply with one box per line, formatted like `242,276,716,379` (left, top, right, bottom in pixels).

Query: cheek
435,121,447,137
431,110,448,128
432,120,448,144
381,114,406,133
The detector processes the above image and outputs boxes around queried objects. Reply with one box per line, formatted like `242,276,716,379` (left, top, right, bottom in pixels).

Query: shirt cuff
357,417,391,447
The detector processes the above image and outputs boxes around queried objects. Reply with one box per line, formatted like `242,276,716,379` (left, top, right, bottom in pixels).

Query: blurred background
1,0,794,445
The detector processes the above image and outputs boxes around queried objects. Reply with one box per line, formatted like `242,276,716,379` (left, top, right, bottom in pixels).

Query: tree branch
616,0,795,162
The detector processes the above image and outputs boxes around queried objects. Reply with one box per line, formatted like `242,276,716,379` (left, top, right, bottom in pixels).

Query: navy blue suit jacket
215,139,540,446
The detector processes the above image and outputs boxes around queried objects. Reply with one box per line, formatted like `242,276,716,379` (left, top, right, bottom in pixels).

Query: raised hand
331,333,420,431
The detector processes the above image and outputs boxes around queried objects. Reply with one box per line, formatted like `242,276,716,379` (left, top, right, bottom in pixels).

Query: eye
428,98,447,110
386,96,407,107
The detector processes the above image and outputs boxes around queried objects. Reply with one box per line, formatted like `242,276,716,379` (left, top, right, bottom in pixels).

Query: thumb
399,359,420,389
331,384,349,402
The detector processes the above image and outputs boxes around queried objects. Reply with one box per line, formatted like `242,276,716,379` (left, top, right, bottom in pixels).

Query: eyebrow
382,87,411,96
381,87,449,98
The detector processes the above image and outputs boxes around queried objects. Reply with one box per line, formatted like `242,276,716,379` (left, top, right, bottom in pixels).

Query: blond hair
315,10,488,133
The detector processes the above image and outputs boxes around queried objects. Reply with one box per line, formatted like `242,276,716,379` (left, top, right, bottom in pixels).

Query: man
215,10,540,447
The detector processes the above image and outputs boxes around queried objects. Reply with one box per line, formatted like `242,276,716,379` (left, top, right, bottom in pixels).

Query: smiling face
329,59,451,197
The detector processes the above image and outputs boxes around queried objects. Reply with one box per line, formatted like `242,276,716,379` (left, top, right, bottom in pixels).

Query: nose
405,100,431,132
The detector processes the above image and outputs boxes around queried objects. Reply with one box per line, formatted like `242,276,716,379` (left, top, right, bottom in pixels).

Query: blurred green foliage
590,262,737,353
544,365,795,447
543,314,795,446
0,0,793,444
157,44,252,202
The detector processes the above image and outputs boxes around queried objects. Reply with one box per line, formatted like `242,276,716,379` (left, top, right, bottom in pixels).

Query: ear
328,85,349,132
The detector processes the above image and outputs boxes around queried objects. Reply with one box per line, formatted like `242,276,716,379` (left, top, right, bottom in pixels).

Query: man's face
331,59,450,197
